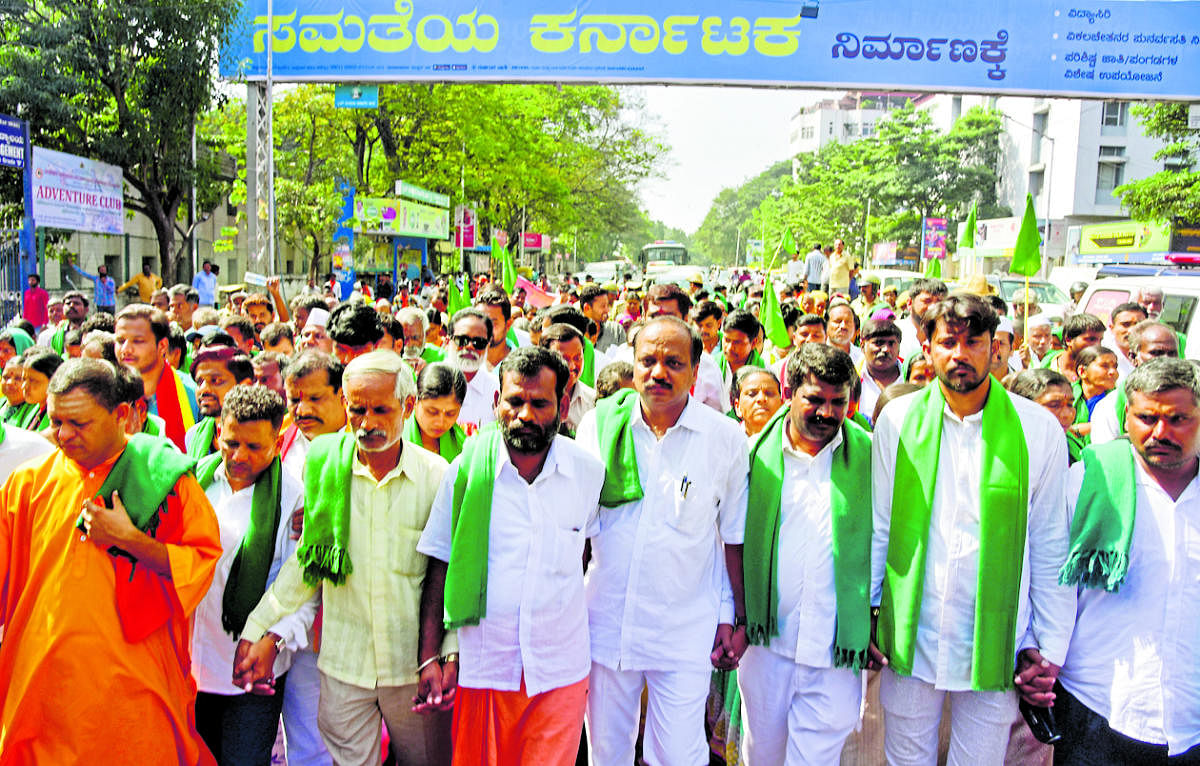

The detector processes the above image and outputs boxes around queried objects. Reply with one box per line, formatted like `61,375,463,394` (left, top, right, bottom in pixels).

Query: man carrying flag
740,343,878,763
191,384,312,764
116,304,200,451
417,347,606,764
0,358,221,763
870,293,1074,765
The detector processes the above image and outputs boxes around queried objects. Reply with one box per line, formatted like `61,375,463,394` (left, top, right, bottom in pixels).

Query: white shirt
418,437,605,696
192,463,312,695
804,250,827,284
870,385,1075,690
576,397,748,671
898,316,924,363
859,366,901,426
458,368,500,433
695,352,728,412
1089,391,1122,445
567,382,596,432
281,427,311,481
786,258,805,284
0,428,53,485
1059,458,1200,755
767,427,844,667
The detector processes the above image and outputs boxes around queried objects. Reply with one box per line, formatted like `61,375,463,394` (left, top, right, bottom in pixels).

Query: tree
1115,103,1200,222
692,160,793,264
0,0,240,283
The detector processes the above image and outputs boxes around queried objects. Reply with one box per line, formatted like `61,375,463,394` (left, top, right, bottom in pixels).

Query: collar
351,439,415,486
634,395,706,436
782,421,843,463
1134,456,1200,505
497,434,574,483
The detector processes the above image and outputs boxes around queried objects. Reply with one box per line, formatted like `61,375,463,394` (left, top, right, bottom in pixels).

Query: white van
1077,276,1200,359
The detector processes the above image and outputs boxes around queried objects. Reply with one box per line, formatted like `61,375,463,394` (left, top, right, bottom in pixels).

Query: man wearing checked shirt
233,350,455,766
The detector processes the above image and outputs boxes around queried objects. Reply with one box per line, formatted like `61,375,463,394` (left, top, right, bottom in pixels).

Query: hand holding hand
1015,647,1060,707
233,636,280,694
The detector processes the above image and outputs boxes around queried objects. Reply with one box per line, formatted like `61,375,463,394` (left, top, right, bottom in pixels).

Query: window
1101,101,1128,127
1028,170,1044,199
1095,146,1126,204
801,126,815,140
861,122,875,137
1165,154,1192,173
843,122,858,138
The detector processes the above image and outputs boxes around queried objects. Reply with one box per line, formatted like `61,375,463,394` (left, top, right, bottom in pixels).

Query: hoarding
31,147,124,235
354,196,449,238
1078,219,1171,256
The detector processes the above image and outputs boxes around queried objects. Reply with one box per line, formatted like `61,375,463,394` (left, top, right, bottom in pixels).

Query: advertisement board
0,114,24,170
31,147,124,235
1078,219,1171,256
354,196,449,238
522,232,549,251
222,0,1200,99
922,217,947,260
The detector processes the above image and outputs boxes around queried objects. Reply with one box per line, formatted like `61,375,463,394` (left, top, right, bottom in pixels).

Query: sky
632,85,826,236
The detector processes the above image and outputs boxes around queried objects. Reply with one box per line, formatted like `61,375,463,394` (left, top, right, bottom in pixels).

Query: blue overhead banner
221,0,1200,98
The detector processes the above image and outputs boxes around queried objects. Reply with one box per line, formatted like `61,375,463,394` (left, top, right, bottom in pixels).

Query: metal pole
1043,137,1055,278
265,0,277,276
190,121,198,279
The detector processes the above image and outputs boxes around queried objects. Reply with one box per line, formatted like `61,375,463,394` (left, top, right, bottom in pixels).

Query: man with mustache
185,345,254,460
445,308,500,435
859,319,903,424
871,293,1074,765
234,350,454,766
576,315,749,766
191,384,311,765
416,347,606,764
1053,357,1200,762
898,278,949,363
739,342,878,764
1090,321,1180,446
539,323,595,433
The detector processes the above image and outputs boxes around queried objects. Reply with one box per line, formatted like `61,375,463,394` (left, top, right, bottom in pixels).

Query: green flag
1010,194,1043,277
448,274,470,315
923,257,942,278
760,277,790,349
781,228,797,256
960,201,978,250
501,246,518,295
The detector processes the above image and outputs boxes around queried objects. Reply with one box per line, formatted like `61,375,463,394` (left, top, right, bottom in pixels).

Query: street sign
334,84,378,109
0,114,24,170
395,180,450,209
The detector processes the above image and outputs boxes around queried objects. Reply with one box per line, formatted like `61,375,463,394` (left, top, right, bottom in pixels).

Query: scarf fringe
299,544,353,587
744,619,776,648
833,646,869,672
1058,549,1128,592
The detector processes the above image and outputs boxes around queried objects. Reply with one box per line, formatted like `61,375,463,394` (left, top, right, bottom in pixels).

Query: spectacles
452,334,489,351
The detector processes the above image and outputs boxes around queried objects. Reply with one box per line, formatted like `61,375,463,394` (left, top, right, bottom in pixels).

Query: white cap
1024,312,1051,329
996,316,1014,335
307,307,330,328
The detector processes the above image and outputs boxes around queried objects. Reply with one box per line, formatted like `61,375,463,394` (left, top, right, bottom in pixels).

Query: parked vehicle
1077,275,1200,359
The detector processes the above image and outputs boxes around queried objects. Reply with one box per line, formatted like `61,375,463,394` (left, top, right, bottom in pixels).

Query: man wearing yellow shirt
118,262,164,303
234,350,455,766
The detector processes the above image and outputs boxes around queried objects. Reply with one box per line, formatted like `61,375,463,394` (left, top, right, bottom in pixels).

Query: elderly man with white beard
444,308,501,436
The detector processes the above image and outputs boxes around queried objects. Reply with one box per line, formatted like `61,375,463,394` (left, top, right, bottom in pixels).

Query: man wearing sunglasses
446,307,501,436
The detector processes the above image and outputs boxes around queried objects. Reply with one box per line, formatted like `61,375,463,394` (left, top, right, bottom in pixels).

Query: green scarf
715,348,767,379
297,432,357,586
1037,348,1063,370
3,401,31,425
51,323,66,355
594,388,643,507
1066,430,1086,465
879,378,1030,691
196,453,284,636
850,410,873,432
1113,385,1128,436
76,434,196,562
1069,381,1090,425
403,415,467,463
1058,440,1137,592
443,422,504,629
745,408,874,670
581,338,597,387
17,402,45,431
8,328,33,355
187,416,219,461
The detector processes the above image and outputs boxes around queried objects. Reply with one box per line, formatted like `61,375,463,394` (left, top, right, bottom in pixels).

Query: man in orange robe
0,358,222,765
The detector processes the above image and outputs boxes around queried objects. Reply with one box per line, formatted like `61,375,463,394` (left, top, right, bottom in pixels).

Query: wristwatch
733,615,748,630
442,652,459,664
272,634,286,653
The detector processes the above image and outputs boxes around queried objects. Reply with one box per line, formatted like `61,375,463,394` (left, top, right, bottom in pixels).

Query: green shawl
745,408,874,670
1113,385,1128,436
76,434,196,562
1037,349,1063,370
1069,381,1090,425
581,338,597,387
879,377,1030,691
297,432,357,585
404,415,467,463
3,401,32,425
17,403,46,431
7,328,33,355
714,348,767,380
195,454,284,636
186,416,219,461
1058,440,1137,592
594,388,644,508
443,422,503,629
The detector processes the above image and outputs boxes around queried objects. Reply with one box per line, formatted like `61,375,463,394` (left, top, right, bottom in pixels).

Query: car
861,268,921,296
1077,275,1200,360
984,276,1071,316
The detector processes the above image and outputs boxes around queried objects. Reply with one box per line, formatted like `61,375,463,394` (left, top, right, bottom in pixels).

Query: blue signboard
334,84,379,107
0,114,25,170
220,0,1200,98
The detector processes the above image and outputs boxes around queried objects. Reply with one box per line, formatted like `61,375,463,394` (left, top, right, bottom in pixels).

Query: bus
640,241,688,270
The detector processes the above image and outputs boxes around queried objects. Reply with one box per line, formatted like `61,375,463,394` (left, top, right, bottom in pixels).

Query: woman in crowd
1009,367,1086,464
404,362,468,462
732,366,784,439
18,349,63,431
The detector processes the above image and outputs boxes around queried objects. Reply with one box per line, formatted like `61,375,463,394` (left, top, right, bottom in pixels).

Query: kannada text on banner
221,0,1200,98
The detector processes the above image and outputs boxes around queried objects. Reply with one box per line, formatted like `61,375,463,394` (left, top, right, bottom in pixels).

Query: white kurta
418,436,604,696
1058,457,1200,755
457,368,500,433
870,384,1075,690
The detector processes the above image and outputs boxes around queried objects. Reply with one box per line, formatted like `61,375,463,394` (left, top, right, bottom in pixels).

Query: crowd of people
0,260,1195,766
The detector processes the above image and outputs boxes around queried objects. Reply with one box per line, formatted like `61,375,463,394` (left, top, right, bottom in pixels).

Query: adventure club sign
222,0,1200,98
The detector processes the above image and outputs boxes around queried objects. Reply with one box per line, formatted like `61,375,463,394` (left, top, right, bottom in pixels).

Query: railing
0,230,23,325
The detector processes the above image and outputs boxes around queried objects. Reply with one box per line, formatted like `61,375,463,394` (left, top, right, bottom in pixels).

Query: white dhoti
737,645,861,765
585,662,711,766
